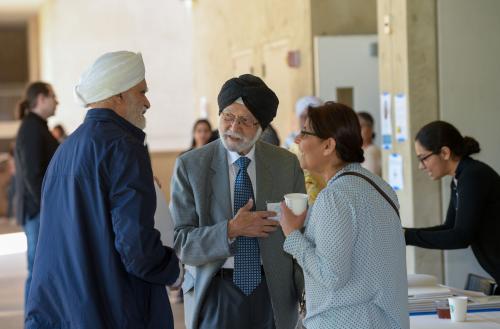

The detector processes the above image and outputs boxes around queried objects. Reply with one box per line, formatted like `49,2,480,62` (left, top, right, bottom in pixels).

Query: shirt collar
227,145,256,165
84,108,146,144
455,156,472,180
27,111,48,124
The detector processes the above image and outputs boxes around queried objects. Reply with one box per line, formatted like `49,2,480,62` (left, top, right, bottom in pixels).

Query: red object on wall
287,50,301,68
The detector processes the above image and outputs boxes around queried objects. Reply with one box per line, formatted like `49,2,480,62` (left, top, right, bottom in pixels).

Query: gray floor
0,218,186,329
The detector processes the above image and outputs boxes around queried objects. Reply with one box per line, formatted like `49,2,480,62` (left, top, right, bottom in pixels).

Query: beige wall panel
311,0,378,35
262,40,294,140
0,24,28,83
192,0,314,138
150,151,181,204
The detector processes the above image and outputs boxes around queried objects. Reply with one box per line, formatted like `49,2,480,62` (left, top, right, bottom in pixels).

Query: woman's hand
280,201,307,237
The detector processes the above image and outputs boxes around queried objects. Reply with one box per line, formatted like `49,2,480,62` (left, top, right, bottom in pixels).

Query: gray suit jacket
170,140,305,329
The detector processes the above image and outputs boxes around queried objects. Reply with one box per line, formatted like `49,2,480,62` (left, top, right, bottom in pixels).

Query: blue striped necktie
233,156,261,295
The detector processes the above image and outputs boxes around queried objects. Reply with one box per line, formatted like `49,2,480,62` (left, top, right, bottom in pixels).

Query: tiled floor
0,219,186,329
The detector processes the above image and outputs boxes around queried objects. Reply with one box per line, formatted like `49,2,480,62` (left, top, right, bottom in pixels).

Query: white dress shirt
222,145,257,269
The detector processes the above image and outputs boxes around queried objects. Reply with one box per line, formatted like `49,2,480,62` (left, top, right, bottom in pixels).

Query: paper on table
394,93,409,142
380,92,393,150
153,182,174,247
388,153,404,191
266,202,281,221
408,274,438,287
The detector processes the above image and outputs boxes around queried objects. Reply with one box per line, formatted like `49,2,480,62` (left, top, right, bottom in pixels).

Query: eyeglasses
299,130,319,138
221,112,259,128
417,152,436,165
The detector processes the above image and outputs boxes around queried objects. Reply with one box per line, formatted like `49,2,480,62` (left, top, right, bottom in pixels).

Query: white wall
438,0,500,288
314,35,380,145
39,0,194,151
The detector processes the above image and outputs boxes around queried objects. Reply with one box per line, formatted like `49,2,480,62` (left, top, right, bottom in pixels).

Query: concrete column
377,0,444,280
27,15,39,81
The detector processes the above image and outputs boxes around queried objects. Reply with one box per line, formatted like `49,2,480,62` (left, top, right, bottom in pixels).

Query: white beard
220,126,263,154
126,107,147,130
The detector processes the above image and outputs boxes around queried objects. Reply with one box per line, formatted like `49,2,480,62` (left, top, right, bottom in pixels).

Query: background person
51,124,68,143
286,96,325,205
190,119,213,150
280,102,409,329
405,120,500,294
14,81,59,310
358,111,382,176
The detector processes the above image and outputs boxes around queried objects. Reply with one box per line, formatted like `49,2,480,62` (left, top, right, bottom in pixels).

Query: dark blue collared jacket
25,109,179,329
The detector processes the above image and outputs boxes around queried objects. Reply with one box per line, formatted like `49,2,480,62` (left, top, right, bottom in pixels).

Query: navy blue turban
217,74,279,129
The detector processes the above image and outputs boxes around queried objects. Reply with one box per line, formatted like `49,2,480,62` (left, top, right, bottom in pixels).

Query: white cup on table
448,296,468,322
284,193,308,215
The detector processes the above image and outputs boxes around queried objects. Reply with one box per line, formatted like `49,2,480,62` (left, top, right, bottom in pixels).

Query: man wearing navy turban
171,74,306,329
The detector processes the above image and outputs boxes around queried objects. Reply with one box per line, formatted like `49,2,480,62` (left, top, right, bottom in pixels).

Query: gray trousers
198,270,276,329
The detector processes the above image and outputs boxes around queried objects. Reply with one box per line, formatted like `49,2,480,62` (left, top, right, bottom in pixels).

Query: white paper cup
284,193,308,215
448,296,468,322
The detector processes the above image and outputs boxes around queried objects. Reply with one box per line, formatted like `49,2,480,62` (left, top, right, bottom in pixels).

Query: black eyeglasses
299,130,319,138
417,152,436,165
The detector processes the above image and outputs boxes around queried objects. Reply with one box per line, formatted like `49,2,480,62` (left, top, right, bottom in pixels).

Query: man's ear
113,93,124,105
323,137,336,156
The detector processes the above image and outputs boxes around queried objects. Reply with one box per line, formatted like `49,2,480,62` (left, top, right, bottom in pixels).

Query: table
411,310,500,328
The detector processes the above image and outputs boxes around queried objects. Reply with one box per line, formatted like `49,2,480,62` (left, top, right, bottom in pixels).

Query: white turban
295,96,323,117
74,51,145,106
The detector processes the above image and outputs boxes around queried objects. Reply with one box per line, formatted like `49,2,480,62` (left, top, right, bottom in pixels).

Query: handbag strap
335,171,400,219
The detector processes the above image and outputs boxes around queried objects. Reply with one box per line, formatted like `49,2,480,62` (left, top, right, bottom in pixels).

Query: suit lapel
210,140,232,222
255,141,273,211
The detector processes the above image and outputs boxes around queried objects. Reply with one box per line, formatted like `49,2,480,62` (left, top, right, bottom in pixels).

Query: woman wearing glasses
405,121,500,294
280,102,409,329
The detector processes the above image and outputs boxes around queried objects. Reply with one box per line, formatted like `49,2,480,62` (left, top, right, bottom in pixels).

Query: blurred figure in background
191,119,213,150
51,124,67,143
287,96,325,205
260,124,280,146
6,143,16,223
180,119,213,157
358,112,382,176
284,96,323,149
14,81,59,310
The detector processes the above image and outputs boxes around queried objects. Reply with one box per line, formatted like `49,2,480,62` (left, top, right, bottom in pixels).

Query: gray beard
126,108,146,130
220,126,263,154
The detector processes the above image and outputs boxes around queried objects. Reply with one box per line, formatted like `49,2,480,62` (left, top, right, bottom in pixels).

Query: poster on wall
380,92,393,149
388,153,404,191
394,93,409,142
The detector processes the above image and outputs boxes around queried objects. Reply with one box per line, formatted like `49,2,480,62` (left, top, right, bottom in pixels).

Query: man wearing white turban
25,51,180,329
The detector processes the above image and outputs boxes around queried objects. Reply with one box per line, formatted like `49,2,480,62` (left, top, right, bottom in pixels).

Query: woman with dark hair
186,119,213,152
358,111,381,176
51,124,67,143
14,81,59,310
280,102,409,328
405,120,500,294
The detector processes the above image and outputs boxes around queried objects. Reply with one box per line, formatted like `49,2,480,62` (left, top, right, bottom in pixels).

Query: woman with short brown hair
280,102,409,329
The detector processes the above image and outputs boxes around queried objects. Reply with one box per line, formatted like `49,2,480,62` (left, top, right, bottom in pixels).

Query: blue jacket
25,109,180,329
